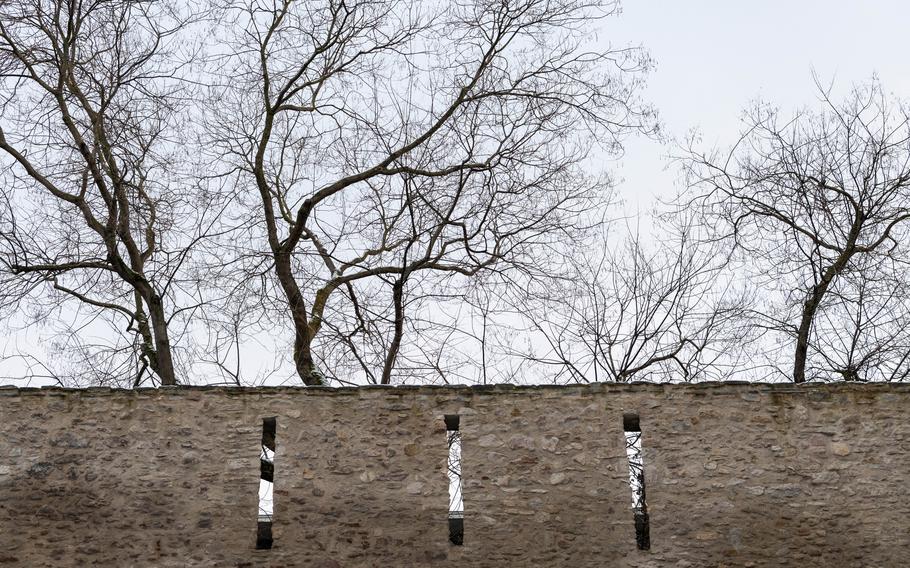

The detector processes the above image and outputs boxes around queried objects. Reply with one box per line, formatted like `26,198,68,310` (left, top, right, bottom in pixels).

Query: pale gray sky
603,1,910,210
4,1,910,386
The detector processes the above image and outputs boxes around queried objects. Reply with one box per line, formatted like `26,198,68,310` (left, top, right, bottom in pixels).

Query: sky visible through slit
259,445,274,521
624,431,645,510
447,429,464,517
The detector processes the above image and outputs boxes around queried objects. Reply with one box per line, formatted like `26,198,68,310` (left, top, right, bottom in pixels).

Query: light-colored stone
477,434,502,448
831,442,851,456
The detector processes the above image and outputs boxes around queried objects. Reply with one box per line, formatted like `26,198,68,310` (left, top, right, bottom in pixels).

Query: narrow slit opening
623,413,650,551
445,414,463,546
256,416,277,550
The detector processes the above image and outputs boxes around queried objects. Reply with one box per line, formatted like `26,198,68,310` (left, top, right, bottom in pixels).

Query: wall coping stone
0,380,905,399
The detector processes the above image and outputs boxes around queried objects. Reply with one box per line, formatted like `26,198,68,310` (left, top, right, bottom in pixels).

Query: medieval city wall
0,382,908,567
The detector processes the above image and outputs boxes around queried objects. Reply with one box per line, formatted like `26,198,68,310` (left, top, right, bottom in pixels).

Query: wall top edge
0,380,907,399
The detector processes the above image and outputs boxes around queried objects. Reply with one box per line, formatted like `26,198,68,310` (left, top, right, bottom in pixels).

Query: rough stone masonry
0,382,908,567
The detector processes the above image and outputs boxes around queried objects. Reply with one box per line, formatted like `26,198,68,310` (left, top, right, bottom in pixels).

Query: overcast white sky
602,1,910,211
4,1,910,386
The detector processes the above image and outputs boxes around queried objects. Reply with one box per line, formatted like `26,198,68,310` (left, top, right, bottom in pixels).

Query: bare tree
0,0,209,386
518,220,748,383
206,0,654,384
684,80,910,383
800,252,910,382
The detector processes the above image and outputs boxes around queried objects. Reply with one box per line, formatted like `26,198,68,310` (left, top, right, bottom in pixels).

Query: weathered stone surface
0,382,907,566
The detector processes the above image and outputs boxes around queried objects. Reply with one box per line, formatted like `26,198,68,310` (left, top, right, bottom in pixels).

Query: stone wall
0,382,908,567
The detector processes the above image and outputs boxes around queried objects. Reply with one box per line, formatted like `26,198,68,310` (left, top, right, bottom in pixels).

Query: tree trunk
274,250,323,385
793,252,854,383
293,329,322,385
793,290,823,384
147,296,178,386
792,213,864,383
380,278,405,385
